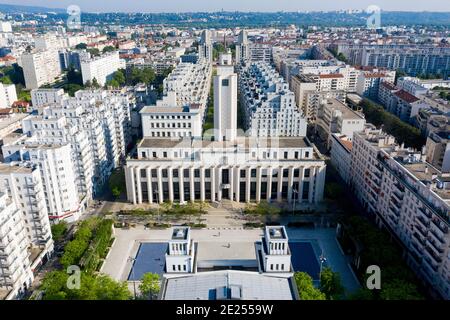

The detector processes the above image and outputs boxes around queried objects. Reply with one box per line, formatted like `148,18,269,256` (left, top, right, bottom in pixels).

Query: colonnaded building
125,52,326,205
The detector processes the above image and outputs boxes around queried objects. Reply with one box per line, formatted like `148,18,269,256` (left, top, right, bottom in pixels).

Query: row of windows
138,167,312,179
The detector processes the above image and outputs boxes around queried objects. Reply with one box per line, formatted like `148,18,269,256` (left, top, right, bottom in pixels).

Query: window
304,168,311,178
240,170,246,178
284,152,288,159
222,79,229,86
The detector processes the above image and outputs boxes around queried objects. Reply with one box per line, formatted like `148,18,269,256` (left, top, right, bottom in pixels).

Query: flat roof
196,241,257,261
324,99,365,120
138,136,311,149
162,270,294,300
0,163,34,174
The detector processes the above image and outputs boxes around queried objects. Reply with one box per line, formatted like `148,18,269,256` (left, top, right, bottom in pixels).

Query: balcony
428,227,445,244
426,238,444,255
424,245,442,264
416,215,430,229
412,231,426,246
415,223,428,238
392,190,404,202
417,206,432,220
431,218,449,234
389,206,400,217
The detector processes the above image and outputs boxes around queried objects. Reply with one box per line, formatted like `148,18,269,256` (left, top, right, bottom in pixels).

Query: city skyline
0,0,449,13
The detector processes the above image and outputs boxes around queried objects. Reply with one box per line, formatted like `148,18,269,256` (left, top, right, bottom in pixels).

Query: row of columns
127,165,322,205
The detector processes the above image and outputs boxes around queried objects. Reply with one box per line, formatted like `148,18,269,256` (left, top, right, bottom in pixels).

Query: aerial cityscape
0,0,449,307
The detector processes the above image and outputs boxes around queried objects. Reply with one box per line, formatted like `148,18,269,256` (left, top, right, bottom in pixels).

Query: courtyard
100,226,360,295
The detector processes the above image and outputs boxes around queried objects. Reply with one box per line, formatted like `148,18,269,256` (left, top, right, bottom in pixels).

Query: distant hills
0,3,66,14
0,3,449,27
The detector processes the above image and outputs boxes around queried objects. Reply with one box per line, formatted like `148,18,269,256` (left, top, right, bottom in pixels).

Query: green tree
294,272,326,300
51,221,68,242
139,273,160,300
87,48,100,57
379,279,423,300
102,45,116,53
319,267,344,299
75,43,87,50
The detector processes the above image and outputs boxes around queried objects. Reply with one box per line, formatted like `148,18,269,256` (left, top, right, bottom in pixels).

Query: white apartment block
0,21,12,33
140,92,202,139
2,141,84,223
330,133,353,185
2,89,131,222
247,44,273,64
238,62,307,137
0,193,33,300
31,88,65,110
0,82,17,108
0,163,53,248
349,127,450,299
198,30,213,62
235,30,249,64
356,67,396,99
315,98,366,149
396,77,429,97
80,51,125,86
378,82,431,123
290,74,346,122
163,61,212,115
21,50,62,89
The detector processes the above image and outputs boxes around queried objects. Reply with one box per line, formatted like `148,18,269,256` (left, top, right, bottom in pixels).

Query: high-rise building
0,192,34,300
214,51,237,142
0,82,17,108
198,30,212,62
235,30,249,64
347,127,450,299
80,51,125,86
21,50,62,89
238,62,307,137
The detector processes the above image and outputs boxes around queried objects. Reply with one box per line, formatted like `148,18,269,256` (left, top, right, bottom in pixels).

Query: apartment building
0,163,53,248
426,132,450,173
80,51,125,86
163,60,212,117
238,62,307,137
333,44,450,78
0,192,33,300
356,67,396,99
290,74,346,122
198,30,213,62
349,127,450,299
235,30,249,64
330,133,353,185
30,88,65,110
378,82,431,123
21,50,62,89
315,98,366,149
0,82,17,108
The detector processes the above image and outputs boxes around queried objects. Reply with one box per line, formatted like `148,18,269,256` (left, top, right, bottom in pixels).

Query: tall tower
236,30,249,64
214,50,237,142
198,30,213,62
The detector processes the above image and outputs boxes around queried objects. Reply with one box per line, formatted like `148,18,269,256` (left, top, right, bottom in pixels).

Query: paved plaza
100,225,360,294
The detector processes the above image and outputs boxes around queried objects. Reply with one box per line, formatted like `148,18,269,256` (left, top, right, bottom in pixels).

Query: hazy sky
3,0,450,12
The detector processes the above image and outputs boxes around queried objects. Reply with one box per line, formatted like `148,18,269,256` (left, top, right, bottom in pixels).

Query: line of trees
359,98,425,150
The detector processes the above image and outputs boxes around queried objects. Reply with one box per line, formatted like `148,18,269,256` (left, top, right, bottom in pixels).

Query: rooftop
138,136,311,150
162,270,294,300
